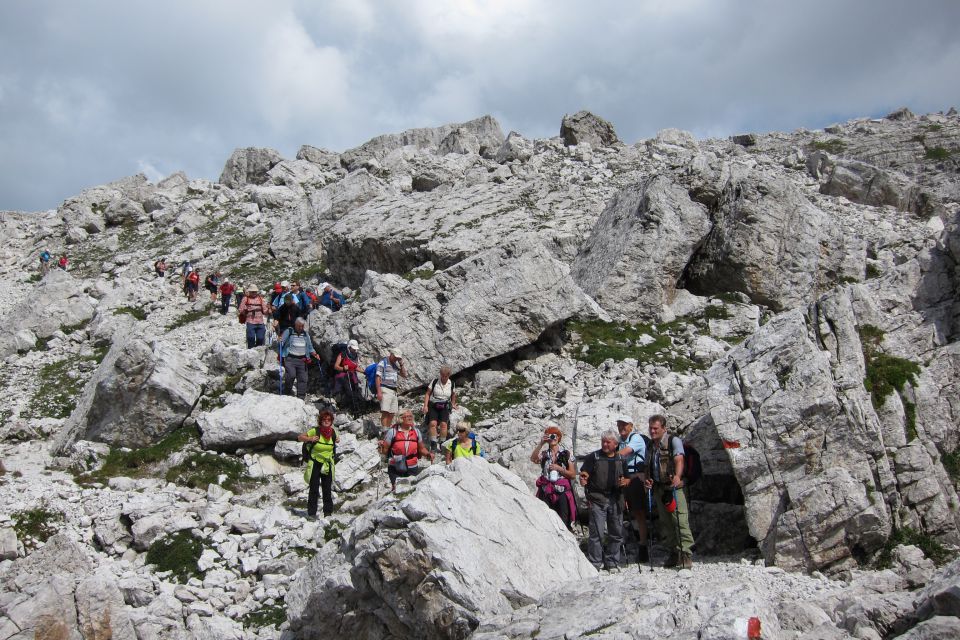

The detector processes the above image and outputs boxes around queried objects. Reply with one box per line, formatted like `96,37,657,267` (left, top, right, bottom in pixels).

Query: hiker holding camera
579,431,630,571
298,410,340,519
531,425,577,531
644,414,694,569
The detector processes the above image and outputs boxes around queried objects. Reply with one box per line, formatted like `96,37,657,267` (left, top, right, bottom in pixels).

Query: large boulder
0,268,95,356
560,110,620,147
219,147,284,189
56,331,208,452
571,175,712,319
314,240,606,388
286,458,596,639
198,389,318,450
816,154,939,216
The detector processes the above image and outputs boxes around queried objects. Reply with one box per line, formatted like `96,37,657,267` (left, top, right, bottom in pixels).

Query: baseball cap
391,348,404,359
615,414,634,425
348,339,359,350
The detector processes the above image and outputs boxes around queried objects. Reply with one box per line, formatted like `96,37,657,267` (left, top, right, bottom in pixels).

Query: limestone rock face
198,390,318,450
0,268,95,356
571,175,711,318
286,458,596,639
58,333,208,451
219,147,284,188
560,110,620,147
817,154,938,216
314,240,605,388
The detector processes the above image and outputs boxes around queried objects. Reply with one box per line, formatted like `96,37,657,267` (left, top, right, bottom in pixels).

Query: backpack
41,251,51,262
387,428,421,470
671,438,702,486
364,362,379,393
301,431,338,465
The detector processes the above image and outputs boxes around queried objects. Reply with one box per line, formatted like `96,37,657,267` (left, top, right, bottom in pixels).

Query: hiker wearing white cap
238,284,270,348
617,415,651,563
319,282,346,311
219,278,236,315
332,339,362,398
375,348,408,430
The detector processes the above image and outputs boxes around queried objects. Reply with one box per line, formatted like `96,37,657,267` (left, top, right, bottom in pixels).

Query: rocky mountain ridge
0,106,958,638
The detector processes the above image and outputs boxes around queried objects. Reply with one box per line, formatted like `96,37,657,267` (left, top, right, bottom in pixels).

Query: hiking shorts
426,401,451,425
380,387,399,414
624,475,649,515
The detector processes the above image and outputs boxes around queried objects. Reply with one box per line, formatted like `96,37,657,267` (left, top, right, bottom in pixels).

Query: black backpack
301,431,338,465
429,377,455,402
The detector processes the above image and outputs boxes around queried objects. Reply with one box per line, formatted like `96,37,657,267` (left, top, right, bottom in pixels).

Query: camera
547,434,557,441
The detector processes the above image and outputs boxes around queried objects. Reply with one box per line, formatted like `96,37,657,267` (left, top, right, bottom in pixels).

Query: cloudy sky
1,0,959,212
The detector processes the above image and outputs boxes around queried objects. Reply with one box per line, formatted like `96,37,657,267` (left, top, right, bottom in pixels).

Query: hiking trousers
284,356,308,399
220,294,231,315
587,498,623,569
307,462,333,517
246,323,266,348
653,484,694,555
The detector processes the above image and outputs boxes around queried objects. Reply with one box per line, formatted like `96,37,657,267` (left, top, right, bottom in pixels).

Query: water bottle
548,470,560,482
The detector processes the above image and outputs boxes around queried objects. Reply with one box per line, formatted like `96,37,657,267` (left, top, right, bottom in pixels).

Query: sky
1,0,959,212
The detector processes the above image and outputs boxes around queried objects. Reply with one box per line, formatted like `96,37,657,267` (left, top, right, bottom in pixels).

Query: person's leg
283,358,297,395
554,492,572,530
654,485,679,565
628,478,649,561
604,500,624,569
295,358,308,399
387,466,399,491
586,501,605,569
306,461,321,517
254,324,266,346
676,487,694,566
320,470,334,516
427,419,438,444
245,323,256,349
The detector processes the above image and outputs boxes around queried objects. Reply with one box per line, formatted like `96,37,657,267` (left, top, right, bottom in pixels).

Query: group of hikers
38,250,68,274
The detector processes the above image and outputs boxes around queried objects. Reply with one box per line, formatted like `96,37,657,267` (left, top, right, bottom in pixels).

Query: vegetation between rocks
114,305,148,321
941,447,960,485
858,325,920,413
165,451,252,492
924,146,952,161
145,531,205,583
13,506,64,552
168,307,211,331
565,318,696,371
875,526,952,568
240,602,287,630
21,346,107,419
402,267,435,281
75,427,198,486
810,139,846,154
463,374,530,423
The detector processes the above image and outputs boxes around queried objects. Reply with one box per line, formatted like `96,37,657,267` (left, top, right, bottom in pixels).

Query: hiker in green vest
644,414,694,569
298,410,340,520
445,422,481,463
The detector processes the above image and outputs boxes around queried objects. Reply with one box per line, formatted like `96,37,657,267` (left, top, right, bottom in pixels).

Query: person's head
273,282,282,293
389,348,404,365
291,281,300,291
648,414,667,440
281,280,290,290
284,293,296,306
318,410,335,426
544,425,563,445
294,317,306,331
323,283,332,293
399,410,415,427
616,415,634,439
246,284,259,297
439,365,451,382
347,339,359,353
456,421,472,441
223,277,230,284
600,430,619,455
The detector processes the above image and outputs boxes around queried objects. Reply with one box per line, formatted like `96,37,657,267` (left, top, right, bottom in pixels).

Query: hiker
219,278,236,315
304,286,319,310
39,250,51,275
288,281,309,313
57,254,69,270
272,293,304,335
180,259,193,285
422,365,457,452
379,409,433,491
234,284,244,308
644,414,694,569
445,422,482,463
238,285,270,348
332,340,362,397
530,425,577,531
318,283,346,311
375,348,407,431
617,415,650,562
278,317,319,400
579,430,630,571
153,258,167,278
204,271,221,303
185,269,200,301
298,410,340,519
270,281,289,309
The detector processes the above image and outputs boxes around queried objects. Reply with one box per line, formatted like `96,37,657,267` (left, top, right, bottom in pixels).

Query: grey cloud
1,0,959,211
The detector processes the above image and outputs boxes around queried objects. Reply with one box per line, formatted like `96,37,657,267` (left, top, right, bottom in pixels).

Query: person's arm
451,386,457,410
297,429,318,443
563,457,576,480
335,354,344,372
530,435,550,464
422,386,432,414
445,444,454,465
375,362,383,400
672,454,685,489
398,359,408,378
418,437,434,461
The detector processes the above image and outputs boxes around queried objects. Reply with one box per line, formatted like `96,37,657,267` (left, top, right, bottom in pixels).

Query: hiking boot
681,553,693,569
663,552,679,568
603,564,621,573
637,545,649,563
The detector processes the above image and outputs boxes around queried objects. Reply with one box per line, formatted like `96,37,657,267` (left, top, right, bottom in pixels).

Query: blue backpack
364,362,379,393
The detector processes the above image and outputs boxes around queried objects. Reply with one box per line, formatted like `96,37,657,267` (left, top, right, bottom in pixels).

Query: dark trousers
587,498,624,569
307,462,333,517
284,356,308,398
539,493,572,530
220,294,231,315
245,323,265,348
387,465,421,488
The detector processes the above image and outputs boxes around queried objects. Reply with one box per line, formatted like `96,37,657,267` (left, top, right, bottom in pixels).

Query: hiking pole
673,487,683,572
646,487,654,573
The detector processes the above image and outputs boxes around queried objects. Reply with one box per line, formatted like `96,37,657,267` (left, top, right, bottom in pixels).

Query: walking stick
673,487,683,571
646,487,654,573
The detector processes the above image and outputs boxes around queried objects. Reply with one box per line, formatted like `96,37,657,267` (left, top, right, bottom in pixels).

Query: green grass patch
241,603,287,630
402,268,435,282
864,352,920,410
168,307,211,331
565,318,697,371
114,306,148,321
463,374,530,423
288,261,328,285
145,531,205,583
702,305,731,320
925,124,943,132
925,147,951,161
75,427,198,486
875,526,953,568
865,263,882,279
12,506,64,552
941,448,960,485
903,400,918,441
21,349,103,419
323,521,345,542
27,273,42,283
165,451,250,492
810,139,846,154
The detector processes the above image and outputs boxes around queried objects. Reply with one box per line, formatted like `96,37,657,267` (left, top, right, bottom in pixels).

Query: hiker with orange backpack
378,409,433,492
644,414,694,569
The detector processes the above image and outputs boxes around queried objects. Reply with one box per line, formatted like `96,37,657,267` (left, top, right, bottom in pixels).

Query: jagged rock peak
560,110,620,147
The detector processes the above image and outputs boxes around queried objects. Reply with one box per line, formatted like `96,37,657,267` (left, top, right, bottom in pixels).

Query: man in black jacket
579,430,630,571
